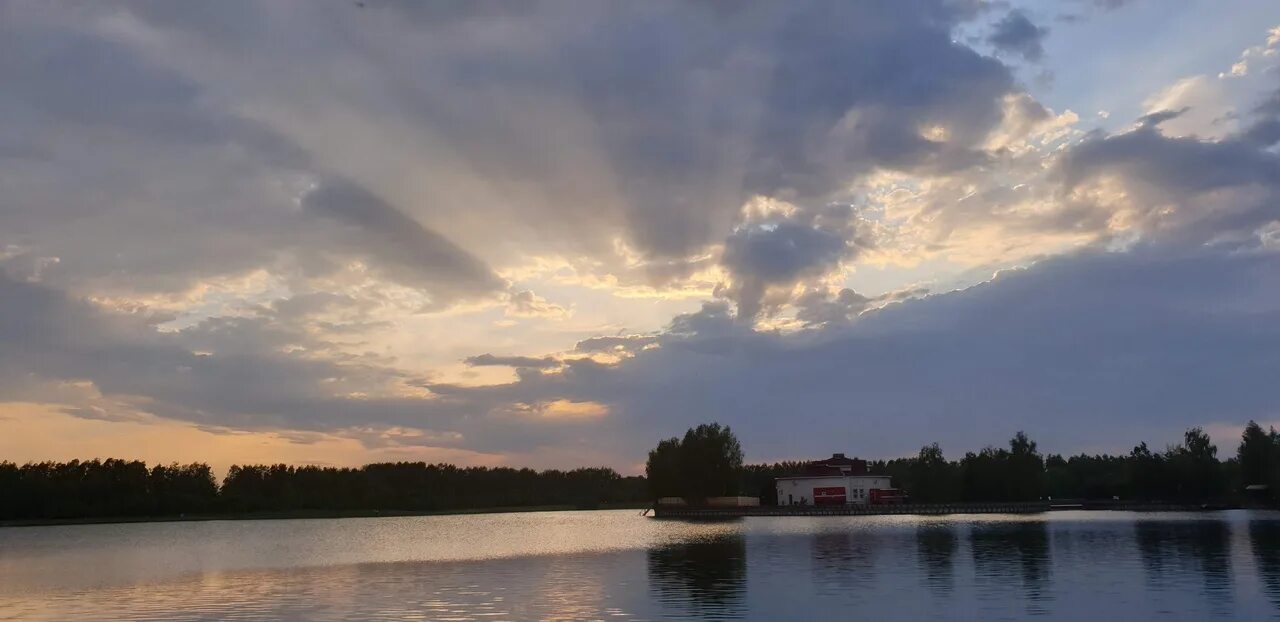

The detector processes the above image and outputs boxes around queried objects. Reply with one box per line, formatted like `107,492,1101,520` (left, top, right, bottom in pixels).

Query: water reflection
647,534,747,619
1250,520,1280,611
916,524,957,595
1135,519,1233,612
6,511,1280,621
809,531,878,595
970,521,1052,611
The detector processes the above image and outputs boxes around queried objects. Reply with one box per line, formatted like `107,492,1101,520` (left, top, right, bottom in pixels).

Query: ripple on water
2,509,1279,621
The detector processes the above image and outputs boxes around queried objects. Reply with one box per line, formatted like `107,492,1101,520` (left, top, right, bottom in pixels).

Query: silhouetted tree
1127,442,1169,499
1007,432,1044,501
909,443,958,503
1168,427,1225,500
742,461,807,505
954,433,1045,501
643,423,744,501
646,437,683,499
150,463,218,514
1239,421,1278,491
678,423,744,499
5,423,1267,521
960,447,1008,501
0,459,646,520
0,459,218,520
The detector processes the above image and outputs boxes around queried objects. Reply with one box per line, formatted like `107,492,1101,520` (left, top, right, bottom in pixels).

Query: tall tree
1168,427,1224,500
909,443,956,503
1008,431,1045,501
1239,420,1278,488
678,423,744,499
645,437,683,499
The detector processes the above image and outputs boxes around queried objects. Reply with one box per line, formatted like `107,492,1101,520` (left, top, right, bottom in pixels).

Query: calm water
3,510,1280,620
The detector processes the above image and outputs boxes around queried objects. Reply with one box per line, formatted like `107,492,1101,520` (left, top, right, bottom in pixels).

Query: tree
1167,427,1224,500
644,423,744,501
1043,453,1077,499
646,437,683,499
1239,420,1278,488
679,423,744,500
1008,431,1045,501
741,461,807,506
1127,442,1169,500
909,443,956,502
960,447,1006,501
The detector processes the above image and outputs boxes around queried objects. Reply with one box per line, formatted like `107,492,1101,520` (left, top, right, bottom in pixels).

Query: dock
652,500,1235,519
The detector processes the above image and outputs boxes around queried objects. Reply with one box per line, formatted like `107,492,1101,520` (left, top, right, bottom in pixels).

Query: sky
3,0,1280,474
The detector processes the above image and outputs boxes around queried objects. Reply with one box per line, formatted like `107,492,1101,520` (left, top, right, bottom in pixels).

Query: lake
2,509,1279,620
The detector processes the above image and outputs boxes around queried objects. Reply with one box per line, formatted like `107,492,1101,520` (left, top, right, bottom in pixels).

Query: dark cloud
1256,89,1280,117
464,354,561,369
574,335,660,355
302,180,505,305
1057,114,1280,241
0,272,388,428
5,238,1280,463
1058,0,1138,22
0,269,614,456
795,288,874,326
425,243,1280,461
795,287,928,327
988,10,1049,61
0,9,500,305
106,0,1017,267
4,0,1278,469
1243,89,1280,146
1136,107,1188,128
0,12,304,294
720,204,869,320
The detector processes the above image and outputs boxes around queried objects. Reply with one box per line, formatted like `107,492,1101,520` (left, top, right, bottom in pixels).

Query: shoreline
7,500,1274,527
651,500,1269,519
0,502,651,528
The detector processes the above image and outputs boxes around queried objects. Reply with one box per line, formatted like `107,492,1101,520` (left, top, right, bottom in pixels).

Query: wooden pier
653,501,1051,519
651,500,1234,519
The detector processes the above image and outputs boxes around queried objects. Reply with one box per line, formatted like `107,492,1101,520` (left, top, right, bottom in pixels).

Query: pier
653,502,1050,518
652,500,1235,519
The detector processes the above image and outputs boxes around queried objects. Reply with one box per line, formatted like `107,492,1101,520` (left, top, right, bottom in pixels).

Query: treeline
739,423,1280,505
9,421,1279,520
0,460,218,519
0,460,647,521
867,425,1268,503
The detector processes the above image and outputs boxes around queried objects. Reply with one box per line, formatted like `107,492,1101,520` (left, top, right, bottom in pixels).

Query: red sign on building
813,486,846,505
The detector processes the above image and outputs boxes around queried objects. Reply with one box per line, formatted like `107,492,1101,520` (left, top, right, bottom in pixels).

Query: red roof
803,453,867,476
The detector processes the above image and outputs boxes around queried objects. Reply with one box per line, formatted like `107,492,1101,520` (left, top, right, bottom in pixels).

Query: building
775,453,894,506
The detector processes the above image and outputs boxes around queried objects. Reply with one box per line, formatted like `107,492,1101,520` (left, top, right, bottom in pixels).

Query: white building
776,474,892,506
774,453,893,506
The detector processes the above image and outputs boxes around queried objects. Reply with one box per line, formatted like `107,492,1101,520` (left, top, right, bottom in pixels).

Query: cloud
0,268,626,459
1093,0,1137,10
795,286,928,327
4,1,1280,470
302,179,505,306
90,0,1019,274
504,290,569,319
574,335,660,355
421,242,1280,461
464,354,560,370
720,204,870,320
988,11,1049,62
1058,0,1138,22
1057,112,1280,243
